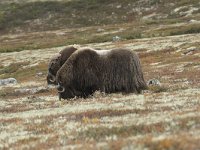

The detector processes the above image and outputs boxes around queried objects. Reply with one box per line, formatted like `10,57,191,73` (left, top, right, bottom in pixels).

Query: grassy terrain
0,21,200,53
0,33,200,149
0,0,199,34
0,0,200,149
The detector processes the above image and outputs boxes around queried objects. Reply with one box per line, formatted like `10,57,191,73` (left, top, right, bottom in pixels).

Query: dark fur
47,45,78,84
56,48,147,99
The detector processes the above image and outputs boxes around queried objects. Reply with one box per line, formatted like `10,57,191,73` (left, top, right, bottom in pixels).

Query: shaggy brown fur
47,45,79,84
56,47,147,99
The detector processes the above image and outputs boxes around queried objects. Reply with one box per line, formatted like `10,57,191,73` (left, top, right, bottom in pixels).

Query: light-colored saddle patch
76,47,111,57
94,49,111,56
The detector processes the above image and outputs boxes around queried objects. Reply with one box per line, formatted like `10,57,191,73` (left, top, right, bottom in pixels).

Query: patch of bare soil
0,33,200,150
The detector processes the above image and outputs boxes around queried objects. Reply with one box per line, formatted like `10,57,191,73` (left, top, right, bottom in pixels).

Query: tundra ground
0,33,200,150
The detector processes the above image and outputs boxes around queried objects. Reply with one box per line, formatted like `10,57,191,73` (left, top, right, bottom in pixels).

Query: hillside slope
0,0,199,33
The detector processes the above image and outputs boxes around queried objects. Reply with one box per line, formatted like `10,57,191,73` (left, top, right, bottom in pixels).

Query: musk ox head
55,48,99,100
47,45,79,85
47,54,61,85
55,59,80,100
57,84,75,100
56,75,78,100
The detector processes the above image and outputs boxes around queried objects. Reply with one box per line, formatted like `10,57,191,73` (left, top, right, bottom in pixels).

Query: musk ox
56,47,147,100
47,45,79,85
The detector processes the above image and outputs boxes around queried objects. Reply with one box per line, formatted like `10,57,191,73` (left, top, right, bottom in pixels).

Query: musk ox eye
51,62,56,66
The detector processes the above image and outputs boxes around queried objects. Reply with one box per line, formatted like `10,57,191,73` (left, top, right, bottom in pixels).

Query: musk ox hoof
0,78,17,86
147,79,161,86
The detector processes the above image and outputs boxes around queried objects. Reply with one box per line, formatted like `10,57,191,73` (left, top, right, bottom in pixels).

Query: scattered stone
112,36,121,42
0,78,17,86
36,72,44,77
97,28,105,32
147,79,161,86
189,19,198,23
116,5,122,9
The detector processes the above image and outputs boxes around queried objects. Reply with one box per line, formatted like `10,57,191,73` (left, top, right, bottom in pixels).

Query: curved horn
48,71,56,83
57,84,65,93
49,75,56,83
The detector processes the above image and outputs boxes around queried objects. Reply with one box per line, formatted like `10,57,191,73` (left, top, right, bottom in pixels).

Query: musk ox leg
136,88,142,94
71,87,84,98
100,86,106,95
59,93,62,101
57,83,65,100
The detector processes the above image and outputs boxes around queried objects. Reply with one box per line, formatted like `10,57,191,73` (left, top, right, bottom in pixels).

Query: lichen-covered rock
0,78,17,86
112,36,121,42
147,79,161,86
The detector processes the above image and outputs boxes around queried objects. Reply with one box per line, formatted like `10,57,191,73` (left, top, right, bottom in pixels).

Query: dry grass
141,135,200,150
0,1,200,149
0,104,31,113
79,122,166,140
0,32,200,149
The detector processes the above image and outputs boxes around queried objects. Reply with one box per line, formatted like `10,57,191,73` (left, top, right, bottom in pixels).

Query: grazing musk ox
47,45,79,85
56,47,147,100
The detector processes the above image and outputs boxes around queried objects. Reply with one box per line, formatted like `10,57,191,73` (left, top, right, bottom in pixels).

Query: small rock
189,19,198,23
0,78,17,86
97,28,105,32
112,36,121,42
116,5,122,9
36,72,44,77
147,79,161,86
